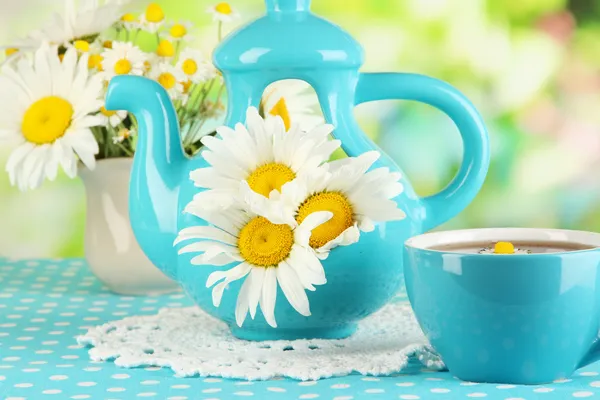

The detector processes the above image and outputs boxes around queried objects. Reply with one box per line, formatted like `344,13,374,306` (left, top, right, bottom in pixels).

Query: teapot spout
105,75,187,280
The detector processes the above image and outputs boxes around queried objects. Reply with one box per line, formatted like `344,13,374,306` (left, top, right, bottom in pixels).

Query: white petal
235,274,251,327
287,251,316,291
294,211,333,247
177,241,239,257
259,267,277,328
210,262,251,307
247,267,264,319
190,167,239,190
6,142,34,185
183,202,245,236
186,189,237,212
289,244,326,286
239,181,295,226
276,261,310,317
174,226,237,246
191,253,238,267
317,224,361,254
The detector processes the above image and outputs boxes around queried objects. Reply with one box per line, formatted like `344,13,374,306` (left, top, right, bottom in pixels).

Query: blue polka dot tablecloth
2,258,600,400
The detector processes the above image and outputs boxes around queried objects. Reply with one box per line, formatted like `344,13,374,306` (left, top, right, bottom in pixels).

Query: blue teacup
404,228,600,384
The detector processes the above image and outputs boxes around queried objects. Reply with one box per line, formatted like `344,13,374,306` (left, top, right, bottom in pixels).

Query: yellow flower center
494,242,515,254
156,39,175,57
118,128,131,139
170,23,187,38
144,60,152,72
21,96,73,145
121,13,136,22
5,48,18,56
246,163,296,197
59,54,65,62
182,80,193,94
73,40,89,52
145,3,165,23
182,59,198,75
88,54,103,70
100,106,116,117
158,72,176,89
238,216,294,267
114,59,132,75
296,192,354,249
215,2,233,14
103,40,113,49
269,97,291,131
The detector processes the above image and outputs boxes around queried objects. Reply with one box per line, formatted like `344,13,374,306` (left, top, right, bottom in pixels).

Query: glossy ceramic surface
405,228,600,384
79,158,178,295
105,0,490,340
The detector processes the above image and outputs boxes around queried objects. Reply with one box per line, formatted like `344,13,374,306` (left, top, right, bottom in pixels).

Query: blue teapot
105,0,490,340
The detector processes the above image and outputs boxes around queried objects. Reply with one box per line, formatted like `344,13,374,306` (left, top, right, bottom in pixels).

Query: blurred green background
1,0,599,258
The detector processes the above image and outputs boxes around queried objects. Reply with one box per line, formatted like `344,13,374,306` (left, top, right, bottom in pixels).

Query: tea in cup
404,228,600,384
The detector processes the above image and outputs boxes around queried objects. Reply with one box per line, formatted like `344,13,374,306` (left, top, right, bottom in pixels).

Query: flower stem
115,142,134,157
218,21,223,41
133,28,141,44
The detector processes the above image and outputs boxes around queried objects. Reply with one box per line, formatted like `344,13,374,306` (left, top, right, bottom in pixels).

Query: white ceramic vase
79,158,179,295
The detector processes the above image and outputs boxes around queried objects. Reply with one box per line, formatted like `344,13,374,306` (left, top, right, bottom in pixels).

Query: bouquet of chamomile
0,1,320,191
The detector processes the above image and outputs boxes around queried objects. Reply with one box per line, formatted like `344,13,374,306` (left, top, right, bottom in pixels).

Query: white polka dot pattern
0,258,599,399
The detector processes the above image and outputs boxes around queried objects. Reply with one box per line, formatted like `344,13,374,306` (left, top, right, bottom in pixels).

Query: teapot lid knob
265,0,311,13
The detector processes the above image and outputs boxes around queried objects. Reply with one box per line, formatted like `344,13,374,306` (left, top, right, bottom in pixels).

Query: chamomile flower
139,3,165,33
156,39,176,59
1,48,22,66
112,128,134,144
175,201,333,328
101,41,147,80
189,107,340,210
98,106,127,128
207,2,240,23
177,49,214,84
13,0,128,48
168,21,194,41
69,39,91,54
0,45,104,191
261,80,324,132
149,63,186,100
244,151,406,255
478,242,531,255
119,12,140,31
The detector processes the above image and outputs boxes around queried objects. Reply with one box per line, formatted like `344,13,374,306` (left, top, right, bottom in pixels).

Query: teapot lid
213,0,364,72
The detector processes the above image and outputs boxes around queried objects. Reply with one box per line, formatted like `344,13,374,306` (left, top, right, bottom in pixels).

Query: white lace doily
77,302,444,381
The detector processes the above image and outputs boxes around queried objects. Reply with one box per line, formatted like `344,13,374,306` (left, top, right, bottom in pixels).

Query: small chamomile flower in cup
168,21,194,41
478,242,531,255
189,107,341,210
177,49,212,84
176,200,333,328
150,63,186,100
0,45,104,191
139,2,166,33
101,41,147,80
98,105,127,128
207,2,240,23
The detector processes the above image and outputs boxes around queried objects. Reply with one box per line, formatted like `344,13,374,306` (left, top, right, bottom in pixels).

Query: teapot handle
355,72,490,232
